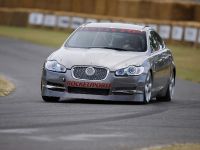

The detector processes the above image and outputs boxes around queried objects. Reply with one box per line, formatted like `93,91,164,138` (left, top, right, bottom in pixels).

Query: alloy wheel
144,72,152,103
169,73,175,99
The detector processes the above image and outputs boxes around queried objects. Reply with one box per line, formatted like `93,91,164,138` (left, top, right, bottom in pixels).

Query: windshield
65,27,147,52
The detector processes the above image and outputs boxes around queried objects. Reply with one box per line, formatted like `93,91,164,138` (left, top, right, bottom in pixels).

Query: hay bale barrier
0,0,198,22
118,0,128,17
0,8,14,26
127,0,140,18
81,0,95,14
137,0,152,19
0,0,5,7
107,0,118,16
95,0,106,15
20,0,35,9
36,0,48,9
59,0,72,12
10,10,28,26
150,1,173,20
72,0,81,13
170,2,194,21
0,0,200,46
194,4,200,22
46,0,59,11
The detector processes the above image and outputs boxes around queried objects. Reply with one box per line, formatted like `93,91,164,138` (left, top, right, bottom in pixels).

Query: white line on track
59,132,130,141
0,128,39,134
24,132,130,142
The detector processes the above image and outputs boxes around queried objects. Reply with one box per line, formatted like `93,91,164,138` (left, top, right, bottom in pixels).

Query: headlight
45,60,66,73
115,66,144,76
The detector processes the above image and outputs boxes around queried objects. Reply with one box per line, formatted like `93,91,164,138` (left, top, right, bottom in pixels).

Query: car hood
48,47,148,71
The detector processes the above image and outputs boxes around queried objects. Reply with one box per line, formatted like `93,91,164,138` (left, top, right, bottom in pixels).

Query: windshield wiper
88,47,128,51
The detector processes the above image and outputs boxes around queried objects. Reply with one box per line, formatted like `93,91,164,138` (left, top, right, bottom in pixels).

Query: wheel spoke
144,73,152,103
169,74,175,98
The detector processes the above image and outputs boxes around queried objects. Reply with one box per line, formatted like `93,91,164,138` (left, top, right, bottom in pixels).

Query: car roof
83,22,150,32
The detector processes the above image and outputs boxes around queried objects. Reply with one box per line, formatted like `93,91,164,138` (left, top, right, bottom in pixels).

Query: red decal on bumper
67,81,111,89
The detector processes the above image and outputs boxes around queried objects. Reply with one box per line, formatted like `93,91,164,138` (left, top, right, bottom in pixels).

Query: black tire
157,73,175,102
41,81,60,102
42,96,60,102
143,72,152,104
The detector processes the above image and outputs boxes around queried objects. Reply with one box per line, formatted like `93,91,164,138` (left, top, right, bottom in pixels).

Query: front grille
68,87,110,95
72,66,108,80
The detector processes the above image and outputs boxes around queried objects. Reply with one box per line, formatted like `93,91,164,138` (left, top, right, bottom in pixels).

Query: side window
154,32,165,49
149,31,159,52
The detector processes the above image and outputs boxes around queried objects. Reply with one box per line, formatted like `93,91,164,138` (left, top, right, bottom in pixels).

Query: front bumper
41,69,147,102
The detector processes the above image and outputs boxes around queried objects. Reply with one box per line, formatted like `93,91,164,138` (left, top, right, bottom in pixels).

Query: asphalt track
0,37,200,150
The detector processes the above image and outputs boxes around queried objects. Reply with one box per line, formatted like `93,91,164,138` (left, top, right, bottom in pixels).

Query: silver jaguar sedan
41,23,176,104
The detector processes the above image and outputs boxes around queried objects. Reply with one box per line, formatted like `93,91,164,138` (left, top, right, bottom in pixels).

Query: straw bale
194,4,200,22
2,0,13,7
0,9,13,25
95,0,106,15
34,0,47,9
0,0,6,7
118,0,129,17
5,0,19,8
81,0,95,14
170,2,194,21
9,9,28,26
107,0,118,16
150,1,172,20
72,0,81,13
20,0,35,8
137,0,153,19
127,0,140,18
46,0,59,11
59,0,72,11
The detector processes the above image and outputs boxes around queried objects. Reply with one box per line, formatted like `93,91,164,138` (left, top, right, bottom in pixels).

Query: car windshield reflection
65,27,147,52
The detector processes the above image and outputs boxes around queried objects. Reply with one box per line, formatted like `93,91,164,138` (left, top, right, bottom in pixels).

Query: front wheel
143,72,152,104
42,96,60,102
41,81,60,102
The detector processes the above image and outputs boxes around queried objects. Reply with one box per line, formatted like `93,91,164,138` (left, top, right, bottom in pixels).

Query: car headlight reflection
45,60,66,73
115,66,144,76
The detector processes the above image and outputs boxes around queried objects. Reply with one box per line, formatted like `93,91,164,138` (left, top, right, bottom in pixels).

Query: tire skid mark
0,107,167,130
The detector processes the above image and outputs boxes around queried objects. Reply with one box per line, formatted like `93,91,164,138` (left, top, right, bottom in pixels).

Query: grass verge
169,44,200,83
0,25,71,47
0,25,199,83
0,75,15,96
147,143,200,150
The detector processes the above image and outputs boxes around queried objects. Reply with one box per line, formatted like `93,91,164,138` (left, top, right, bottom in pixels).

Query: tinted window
65,27,147,52
154,32,164,49
149,32,159,51
149,31,164,52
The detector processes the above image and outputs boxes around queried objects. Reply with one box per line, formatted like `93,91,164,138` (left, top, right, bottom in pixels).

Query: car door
153,32,171,88
149,31,164,93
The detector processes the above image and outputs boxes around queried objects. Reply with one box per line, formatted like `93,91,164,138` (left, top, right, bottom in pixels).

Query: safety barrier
0,8,200,46
0,0,200,22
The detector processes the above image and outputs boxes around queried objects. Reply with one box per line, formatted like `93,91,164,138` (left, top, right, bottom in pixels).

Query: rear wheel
143,72,152,104
157,72,175,102
42,96,60,102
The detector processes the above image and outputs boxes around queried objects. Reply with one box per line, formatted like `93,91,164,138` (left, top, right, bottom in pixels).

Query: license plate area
66,81,111,89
